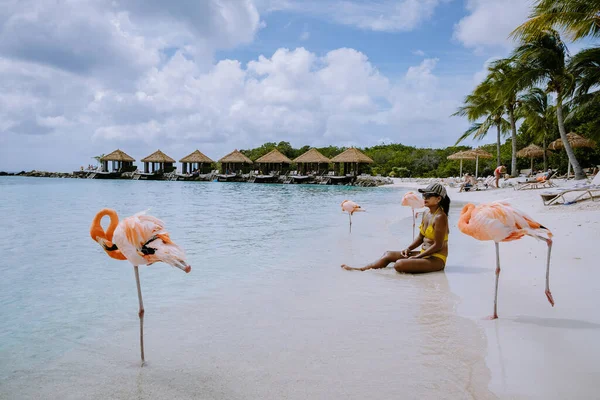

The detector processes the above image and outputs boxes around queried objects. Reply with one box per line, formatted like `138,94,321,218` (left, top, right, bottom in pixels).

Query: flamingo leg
349,213,352,233
545,240,554,306
491,242,500,320
134,266,145,366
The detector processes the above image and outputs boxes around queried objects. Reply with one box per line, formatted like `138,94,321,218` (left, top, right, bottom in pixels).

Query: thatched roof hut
330,147,373,176
255,149,292,164
101,149,135,162
179,150,214,174
218,149,253,164
140,150,176,174
99,149,135,173
218,149,253,174
141,150,176,163
180,150,214,164
293,148,331,164
330,147,374,164
293,148,331,175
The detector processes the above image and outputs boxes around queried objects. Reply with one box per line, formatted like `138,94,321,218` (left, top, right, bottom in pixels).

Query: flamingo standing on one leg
401,191,425,240
90,208,191,365
341,200,365,233
458,201,553,319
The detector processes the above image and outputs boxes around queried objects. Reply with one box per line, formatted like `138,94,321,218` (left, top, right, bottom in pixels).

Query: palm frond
511,0,600,42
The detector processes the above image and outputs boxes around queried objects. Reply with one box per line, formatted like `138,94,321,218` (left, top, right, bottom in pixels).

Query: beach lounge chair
540,173,600,205
540,185,600,206
514,171,557,191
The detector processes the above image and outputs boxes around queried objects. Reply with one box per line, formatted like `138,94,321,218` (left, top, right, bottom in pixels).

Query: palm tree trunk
496,124,501,167
509,107,517,177
542,133,547,171
556,92,585,180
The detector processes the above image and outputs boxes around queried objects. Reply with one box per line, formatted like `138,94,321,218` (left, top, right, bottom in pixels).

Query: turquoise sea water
0,177,494,399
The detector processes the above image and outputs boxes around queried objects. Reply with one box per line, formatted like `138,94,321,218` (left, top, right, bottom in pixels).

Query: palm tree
483,59,523,176
511,0,600,41
517,87,556,170
452,81,510,167
568,47,600,113
511,29,586,179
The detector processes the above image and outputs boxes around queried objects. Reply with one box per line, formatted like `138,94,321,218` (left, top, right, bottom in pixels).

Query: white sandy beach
386,177,600,399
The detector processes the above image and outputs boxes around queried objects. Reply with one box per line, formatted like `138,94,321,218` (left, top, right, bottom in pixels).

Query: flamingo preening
458,201,553,319
401,191,425,240
90,208,191,365
341,200,365,232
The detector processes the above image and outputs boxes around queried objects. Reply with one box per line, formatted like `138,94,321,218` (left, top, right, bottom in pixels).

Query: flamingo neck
90,208,119,241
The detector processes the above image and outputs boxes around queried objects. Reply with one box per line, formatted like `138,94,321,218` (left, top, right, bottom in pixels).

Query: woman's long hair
439,195,451,216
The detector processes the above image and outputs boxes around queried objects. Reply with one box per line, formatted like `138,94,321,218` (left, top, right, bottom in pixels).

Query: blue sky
0,0,553,171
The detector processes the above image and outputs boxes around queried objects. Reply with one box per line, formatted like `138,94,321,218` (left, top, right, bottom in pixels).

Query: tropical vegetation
453,0,600,180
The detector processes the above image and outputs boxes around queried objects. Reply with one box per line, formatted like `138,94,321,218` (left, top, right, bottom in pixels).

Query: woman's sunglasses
422,193,439,199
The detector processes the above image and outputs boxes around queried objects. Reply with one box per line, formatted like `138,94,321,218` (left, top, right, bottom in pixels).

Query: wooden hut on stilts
217,149,253,181
327,147,373,185
179,150,215,181
291,148,331,183
252,149,292,183
134,150,176,180
85,149,136,179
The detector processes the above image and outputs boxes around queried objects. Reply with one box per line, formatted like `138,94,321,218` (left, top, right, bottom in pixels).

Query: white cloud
258,0,450,32
454,0,533,50
0,0,474,171
412,49,426,56
300,30,310,41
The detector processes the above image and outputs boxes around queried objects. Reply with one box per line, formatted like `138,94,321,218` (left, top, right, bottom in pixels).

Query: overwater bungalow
179,150,215,180
134,150,176,180
217,149,253,181
80,149,136,179
251,149,292,183
291,148,331,183
326,147,374,185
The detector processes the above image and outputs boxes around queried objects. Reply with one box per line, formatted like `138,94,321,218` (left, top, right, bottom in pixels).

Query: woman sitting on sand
342,183,450,274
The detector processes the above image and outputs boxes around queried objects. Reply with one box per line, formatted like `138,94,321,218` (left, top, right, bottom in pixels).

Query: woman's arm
400,234,424,257
410,214,447,259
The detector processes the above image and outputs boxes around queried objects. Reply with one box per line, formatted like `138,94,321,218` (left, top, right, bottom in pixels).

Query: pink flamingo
90,208,191,365
401,191,425,240
458,201,553,319
341,200,365,232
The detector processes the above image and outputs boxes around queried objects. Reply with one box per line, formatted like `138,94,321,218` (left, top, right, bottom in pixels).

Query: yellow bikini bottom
420,249,447,264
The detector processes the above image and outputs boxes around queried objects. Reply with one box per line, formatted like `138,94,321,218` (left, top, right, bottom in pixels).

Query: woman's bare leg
342,251,418,271
393,257,445,274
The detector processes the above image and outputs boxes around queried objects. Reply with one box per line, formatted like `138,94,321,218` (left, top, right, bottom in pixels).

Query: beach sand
387,178,600,399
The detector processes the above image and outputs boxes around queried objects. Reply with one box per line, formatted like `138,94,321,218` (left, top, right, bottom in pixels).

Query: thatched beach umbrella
462,148,493,178
517,144,547,173
255,149,292,174
293,148,331,174
447,150,477,177
330,147,373,176
179,150,214,174
549,133,597,178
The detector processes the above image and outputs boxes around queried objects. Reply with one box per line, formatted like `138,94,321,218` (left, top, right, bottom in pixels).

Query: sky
0,0,575,171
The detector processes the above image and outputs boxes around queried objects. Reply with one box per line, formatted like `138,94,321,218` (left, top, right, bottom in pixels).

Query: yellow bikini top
419,208,449,241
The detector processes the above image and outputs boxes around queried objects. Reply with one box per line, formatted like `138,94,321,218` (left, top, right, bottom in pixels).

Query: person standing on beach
341,183,450,274
494,165,506,188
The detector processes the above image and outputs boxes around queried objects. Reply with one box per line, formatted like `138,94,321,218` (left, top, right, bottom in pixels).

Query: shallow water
0,177,495,399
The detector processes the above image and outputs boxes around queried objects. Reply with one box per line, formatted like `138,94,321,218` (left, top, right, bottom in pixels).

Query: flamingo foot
485,314,499,320
545,289,555,307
